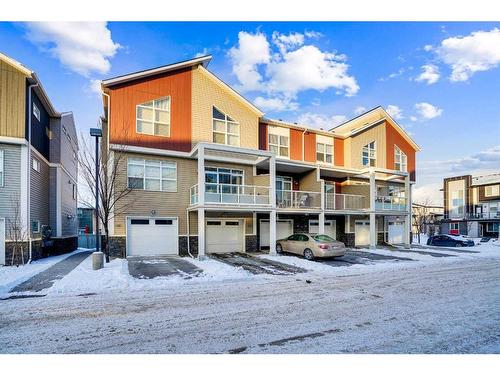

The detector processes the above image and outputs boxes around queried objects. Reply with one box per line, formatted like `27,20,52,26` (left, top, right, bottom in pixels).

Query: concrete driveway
127,256,202,279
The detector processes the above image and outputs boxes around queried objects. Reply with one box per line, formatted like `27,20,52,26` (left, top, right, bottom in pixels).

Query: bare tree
78,131,135,263
412,198,434,244
7,193,29,266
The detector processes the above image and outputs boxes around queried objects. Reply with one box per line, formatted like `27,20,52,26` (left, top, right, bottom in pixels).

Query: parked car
276,233,346,260
427,234,474,247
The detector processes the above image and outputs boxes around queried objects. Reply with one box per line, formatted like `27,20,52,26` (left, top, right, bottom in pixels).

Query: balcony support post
269,209,277,255
198,208,206,259
318,212,325,234
369,169,376,212
404,174,411,248
270,155,276,208
198,145,205,206
369,212,377,249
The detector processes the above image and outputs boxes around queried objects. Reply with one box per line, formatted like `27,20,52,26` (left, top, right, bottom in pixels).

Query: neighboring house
412,203,444,236
0,52,78,265
441,173,500,238
77,207,95,234
99,55,420,259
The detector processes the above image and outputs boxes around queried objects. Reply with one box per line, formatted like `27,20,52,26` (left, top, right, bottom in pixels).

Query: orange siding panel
290,128,303,161
385,121,416,181
108,68,192,152
304,132,316,163
334,138,344,167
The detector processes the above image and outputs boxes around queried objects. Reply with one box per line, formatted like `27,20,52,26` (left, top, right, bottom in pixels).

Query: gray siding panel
49,167,57,231
60,168,77,237
0,143,22,230
30,152,50,238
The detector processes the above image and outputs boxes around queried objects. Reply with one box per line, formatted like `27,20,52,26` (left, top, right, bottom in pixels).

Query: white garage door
355,220,370,246
260,219,294,248
206,219,244,253
388,221,404,244
127,217,178,256
0,218,5,265
309,220,336,239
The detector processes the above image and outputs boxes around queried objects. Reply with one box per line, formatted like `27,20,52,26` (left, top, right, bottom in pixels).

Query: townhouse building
0,52,78,265
441,173,500,238
100,55,420,259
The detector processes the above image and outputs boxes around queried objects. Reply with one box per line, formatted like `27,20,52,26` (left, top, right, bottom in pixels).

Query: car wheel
276,244,283,254
304,248,314,260
455,243,461,247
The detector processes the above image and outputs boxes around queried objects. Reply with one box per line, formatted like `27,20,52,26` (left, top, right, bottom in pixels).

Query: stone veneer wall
3,237,75,266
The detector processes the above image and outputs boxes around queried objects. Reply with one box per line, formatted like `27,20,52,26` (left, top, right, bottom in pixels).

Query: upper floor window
136,97,171,137
268,126,289,158
33,103,40,121
485,185,499,197
205,167,243,194
127,157,177,192
32,157,40,173
394,146,407,172
450,190,464,215
212,107,239,146
316,142,333,164
31,220,40,234
362,141,376,167
0,150,4,187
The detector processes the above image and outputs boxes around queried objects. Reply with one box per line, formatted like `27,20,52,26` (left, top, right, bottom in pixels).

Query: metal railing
78,234,96,249
276,190,322,209
190,183,271,206
375,195,408,211
325,193,366,210
444,212,500,220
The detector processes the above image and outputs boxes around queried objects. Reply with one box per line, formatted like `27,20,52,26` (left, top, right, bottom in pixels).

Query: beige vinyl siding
113,152,197,235
341,181,370,203
349,123,386,169
188,211,254,236
299,169,321,192
253,174,270,187
0,60,27,138
30,153,50,239
191,66,260,149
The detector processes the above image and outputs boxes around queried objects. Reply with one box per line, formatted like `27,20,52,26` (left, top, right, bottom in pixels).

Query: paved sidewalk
10,251,92,293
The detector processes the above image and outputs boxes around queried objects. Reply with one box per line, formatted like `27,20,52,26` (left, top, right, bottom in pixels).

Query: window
0,149,4,187
212,106,239,146
31,220,40,234
450,190,464,215
394,146,407,172
32,157,40,172
485,185,499,197
362,141,376,167
136,97,171,137
33,103,40,121
127,158,177,192
316,142,333,164
450,222,459,231
268,128,289,158
155,219,173,225
205,167,244,194
487,223,499,232
130,219,149,225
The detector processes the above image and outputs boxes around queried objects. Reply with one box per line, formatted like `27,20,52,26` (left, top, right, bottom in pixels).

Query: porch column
369,213,377,249
369,169,376,211
197,145,205,205
318,212,325,234
198,208,205,259
404,175,411,248
269,210,277,255
269,155,276,208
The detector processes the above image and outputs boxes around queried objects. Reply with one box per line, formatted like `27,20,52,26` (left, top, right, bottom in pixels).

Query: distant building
441,173,500,238
77,207,95,234
412,203,444,236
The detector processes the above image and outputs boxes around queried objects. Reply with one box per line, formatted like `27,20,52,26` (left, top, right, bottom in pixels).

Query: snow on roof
471,173,500,186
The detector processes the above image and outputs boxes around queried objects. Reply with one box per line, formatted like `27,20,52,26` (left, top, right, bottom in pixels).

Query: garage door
206,219,244,253
260,219,294,248
355,220,370,246
388,221,404,244
127,217,178,256
309,220,336,239
0,218,5,265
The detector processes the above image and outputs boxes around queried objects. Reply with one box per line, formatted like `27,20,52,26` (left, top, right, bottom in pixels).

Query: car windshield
313,234,335,242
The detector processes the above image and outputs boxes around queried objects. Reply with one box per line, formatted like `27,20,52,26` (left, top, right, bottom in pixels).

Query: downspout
186,208,194,258
27,80,39,263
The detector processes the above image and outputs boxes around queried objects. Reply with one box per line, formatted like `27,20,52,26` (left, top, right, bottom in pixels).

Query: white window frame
212,106,240,146
485,185,499,197
32,157,40,173
316,142,334,164
31,220,40,234
450,222,459,231
205,167,244,194
394,145,407,172
136,97,171,137
0,149,4,187
127,158,177,192
268,127,289,159
72,184,77,200
33,103,41,121
362,141,376,167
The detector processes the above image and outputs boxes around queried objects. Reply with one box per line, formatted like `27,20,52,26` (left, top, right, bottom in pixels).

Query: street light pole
90,128,102,256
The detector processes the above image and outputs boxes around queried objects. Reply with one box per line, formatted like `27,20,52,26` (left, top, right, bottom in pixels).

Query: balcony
190,183,271,206
276,190,322,209
325,193,367,211
444,212,500,220
375,195,408,211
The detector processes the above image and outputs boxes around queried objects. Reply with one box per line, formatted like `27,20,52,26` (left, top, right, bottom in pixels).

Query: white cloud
87,79,102,96
413,183,443,206
415,64,440,85
354,106,366,115
436,28,500,82
415,102,443,120
423,44,433,52
195,48,210,58
410,116,418,122
297,112,347,130
229,30,359,111
253,96,298,112
25,22,120,77
229,31,271,92
386,105,403,120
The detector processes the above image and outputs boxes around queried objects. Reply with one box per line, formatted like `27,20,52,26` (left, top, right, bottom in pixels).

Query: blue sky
1,22,499,203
